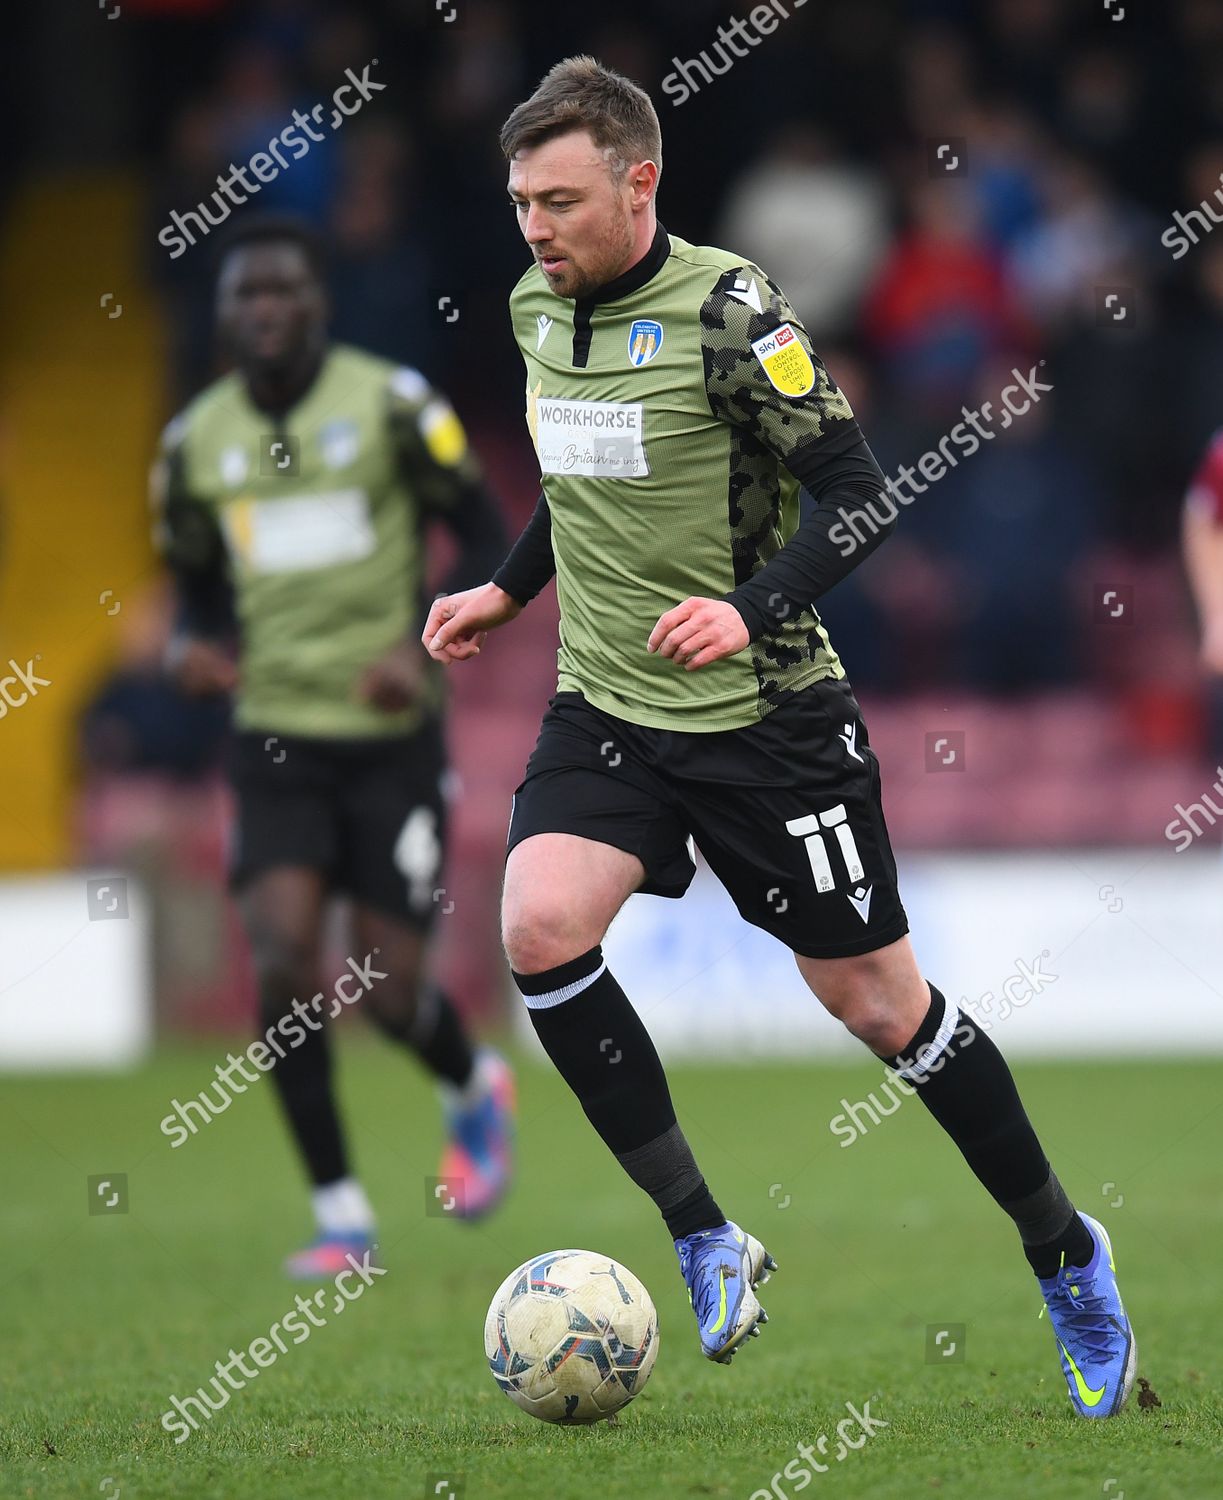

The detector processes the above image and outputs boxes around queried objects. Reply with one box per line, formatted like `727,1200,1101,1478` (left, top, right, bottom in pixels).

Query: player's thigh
335,723,449,929
502,832,645,972
228,730,340,933
502,693,695,972
678,679,910,961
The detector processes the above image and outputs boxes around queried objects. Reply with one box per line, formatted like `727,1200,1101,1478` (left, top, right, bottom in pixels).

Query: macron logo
727,276,763,314
536,314,554,351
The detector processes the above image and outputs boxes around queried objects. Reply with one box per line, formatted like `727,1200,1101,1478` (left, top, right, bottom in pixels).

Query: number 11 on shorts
785,805,864,893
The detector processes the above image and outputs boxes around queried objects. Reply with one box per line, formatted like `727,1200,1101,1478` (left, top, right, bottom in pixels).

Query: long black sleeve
491,491,556,605
151,436,235,641
723,432,894,640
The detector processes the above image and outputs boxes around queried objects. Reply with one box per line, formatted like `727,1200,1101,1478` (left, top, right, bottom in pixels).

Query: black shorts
228,721,448,926
507,682,909,960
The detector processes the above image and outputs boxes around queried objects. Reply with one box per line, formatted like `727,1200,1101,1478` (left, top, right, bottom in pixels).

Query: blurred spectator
327,122,434,367
958,102,1047,253
942,364,1098,692
716,127,889,342
863,178,1027,418
1007,152,1147,328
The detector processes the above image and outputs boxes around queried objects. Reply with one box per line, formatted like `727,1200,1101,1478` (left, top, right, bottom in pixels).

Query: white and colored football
484,1249,659,1424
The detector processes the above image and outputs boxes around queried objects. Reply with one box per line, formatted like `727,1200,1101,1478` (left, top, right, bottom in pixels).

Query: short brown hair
499,55,662,178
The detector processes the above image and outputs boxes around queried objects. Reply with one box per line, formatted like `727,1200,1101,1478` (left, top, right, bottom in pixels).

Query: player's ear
628,159,659,209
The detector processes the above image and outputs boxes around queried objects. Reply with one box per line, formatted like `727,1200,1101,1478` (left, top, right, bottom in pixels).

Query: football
484,1249,660,1423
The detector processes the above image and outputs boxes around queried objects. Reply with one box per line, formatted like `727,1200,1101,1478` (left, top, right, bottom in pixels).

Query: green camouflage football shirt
509,225,855,732
152,344,478,739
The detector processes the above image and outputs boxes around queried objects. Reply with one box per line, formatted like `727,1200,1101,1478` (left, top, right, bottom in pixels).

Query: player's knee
501,906,591,977
363,972,425,1037
805,974,912,1054
248,930,315,1010
800,944,928,1055
845,1005,917,1057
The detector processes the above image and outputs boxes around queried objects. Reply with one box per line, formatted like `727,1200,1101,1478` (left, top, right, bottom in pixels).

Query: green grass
1,1042,1220,1499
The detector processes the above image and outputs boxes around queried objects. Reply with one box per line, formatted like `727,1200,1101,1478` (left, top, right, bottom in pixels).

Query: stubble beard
541,199,635,301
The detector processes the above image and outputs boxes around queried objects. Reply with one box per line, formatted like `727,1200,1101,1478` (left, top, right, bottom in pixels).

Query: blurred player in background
1183,427,1223,672
426,58,1135,1418
152,216,515,1277
1183,425,1223,759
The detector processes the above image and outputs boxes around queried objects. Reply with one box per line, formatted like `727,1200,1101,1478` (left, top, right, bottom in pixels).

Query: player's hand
356,640,429,712
1201,615,1223,675
647,597,750,670
422,582,522,664
170,637,239,696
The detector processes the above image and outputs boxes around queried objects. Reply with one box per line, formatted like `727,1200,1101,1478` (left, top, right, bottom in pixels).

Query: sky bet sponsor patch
533,396,648,478
750,322,816,397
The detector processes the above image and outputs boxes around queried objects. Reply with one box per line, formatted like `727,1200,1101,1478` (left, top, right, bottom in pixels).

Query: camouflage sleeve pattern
700,265,861,463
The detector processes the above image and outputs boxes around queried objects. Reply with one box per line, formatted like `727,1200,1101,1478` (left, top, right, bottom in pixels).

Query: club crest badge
627,319,663,367
319,419,360,470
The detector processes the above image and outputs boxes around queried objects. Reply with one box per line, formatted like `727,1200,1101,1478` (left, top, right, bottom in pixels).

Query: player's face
216,242,326,376
508,130,644,300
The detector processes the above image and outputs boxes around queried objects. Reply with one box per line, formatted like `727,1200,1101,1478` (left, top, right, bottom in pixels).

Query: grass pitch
2,1042,1220,1499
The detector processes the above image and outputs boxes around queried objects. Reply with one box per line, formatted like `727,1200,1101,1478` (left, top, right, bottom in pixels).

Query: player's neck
244,346,327,417
587,215,665,303
611,212,658,282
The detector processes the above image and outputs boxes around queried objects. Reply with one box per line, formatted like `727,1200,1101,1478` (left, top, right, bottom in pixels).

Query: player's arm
150,418,238,696
650,268,893,669
1181,435,1223,674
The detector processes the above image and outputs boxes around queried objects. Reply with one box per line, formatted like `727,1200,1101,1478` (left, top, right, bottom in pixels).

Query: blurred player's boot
437,1049,516,1220
1038,1212,1136,1417
284,1232,376,1281
674,1220,776,1363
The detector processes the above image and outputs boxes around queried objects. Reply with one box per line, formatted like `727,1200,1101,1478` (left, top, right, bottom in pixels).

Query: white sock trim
520,960,606,1010
894,1000,961,1083
312,1176,375,1237
443,1048,494,1108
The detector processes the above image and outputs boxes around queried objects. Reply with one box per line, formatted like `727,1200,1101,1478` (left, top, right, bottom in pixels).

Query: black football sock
877,983,1093,1277
369,982,476,1090
260,995,348,1186
513,946,723,1239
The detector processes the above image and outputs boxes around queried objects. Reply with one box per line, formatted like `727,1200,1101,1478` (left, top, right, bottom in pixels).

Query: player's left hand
355,640,428,711
647,597,750,670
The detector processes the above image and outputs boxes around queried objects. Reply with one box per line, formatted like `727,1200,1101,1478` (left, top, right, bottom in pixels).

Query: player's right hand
423,583,522,664
170,637,239,696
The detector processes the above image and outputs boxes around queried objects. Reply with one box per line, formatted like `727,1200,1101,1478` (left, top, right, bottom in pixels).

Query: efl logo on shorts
750,322,815,398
